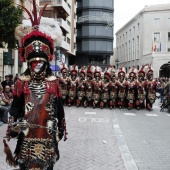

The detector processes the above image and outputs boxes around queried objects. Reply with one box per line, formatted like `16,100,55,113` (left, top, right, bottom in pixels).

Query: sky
114,0,170,36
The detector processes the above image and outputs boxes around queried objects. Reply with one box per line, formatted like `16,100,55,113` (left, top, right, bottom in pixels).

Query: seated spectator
0,86,9,124
2,85,13,108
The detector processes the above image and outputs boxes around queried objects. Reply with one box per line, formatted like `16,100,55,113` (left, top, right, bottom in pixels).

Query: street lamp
115,58,119,69
55,46,60,76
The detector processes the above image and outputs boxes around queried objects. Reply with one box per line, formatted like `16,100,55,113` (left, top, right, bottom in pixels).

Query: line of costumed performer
3,1,67,169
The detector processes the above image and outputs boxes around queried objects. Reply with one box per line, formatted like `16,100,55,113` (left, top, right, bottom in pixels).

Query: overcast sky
114,0,170,35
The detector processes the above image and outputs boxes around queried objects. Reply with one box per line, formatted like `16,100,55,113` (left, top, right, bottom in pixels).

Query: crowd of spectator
0,74,17,125
156,77,170,104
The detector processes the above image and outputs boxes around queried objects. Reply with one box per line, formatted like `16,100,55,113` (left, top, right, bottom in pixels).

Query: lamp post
115,58,119,69
55,46,60,76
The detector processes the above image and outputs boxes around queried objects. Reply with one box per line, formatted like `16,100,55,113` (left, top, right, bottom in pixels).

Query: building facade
115,4,170,78
40,0,76,74
75,0,114,70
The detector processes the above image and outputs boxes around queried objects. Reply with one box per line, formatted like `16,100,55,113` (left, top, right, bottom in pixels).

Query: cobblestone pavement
0,106,126,170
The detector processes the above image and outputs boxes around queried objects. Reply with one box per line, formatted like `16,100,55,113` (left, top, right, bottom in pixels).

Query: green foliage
0,0,22,49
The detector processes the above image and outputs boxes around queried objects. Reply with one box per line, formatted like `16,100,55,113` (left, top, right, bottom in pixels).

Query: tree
0,0,22,49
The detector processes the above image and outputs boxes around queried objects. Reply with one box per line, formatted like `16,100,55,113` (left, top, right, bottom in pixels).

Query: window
154,32,160,41
132,38,135,60
67,37,70,44
68,3,71,9
133,26,135,33
137,23,140,30
67,20,71,26
154,18,160,27
126,32,127,37
168,32,170,41
129,29,131,36
168,48,170,52
128,41,131,61
136,36,139,59
74,43,76,49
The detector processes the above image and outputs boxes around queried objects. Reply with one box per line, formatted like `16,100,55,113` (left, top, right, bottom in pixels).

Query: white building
115,4,170,78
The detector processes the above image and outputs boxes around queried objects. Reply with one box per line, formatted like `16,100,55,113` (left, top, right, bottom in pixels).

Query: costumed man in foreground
3,1,67,169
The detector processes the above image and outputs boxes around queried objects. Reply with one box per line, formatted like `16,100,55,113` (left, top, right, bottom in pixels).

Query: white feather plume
15,17,63,46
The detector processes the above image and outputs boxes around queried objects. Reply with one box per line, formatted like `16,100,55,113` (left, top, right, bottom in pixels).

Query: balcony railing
52,0,70,15
57,18,70,33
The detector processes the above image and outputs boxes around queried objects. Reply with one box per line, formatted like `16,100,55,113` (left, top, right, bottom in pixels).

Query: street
0,99,170,170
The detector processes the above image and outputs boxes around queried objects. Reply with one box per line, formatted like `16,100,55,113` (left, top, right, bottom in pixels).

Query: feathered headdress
104,65,114,79
94,66,102,77
118,67,126,77
138,65,146,77
86,65,95,78
60,62,68,73
70,64,78,76
128,66,138,78
79,66,87,76
15,0,63,62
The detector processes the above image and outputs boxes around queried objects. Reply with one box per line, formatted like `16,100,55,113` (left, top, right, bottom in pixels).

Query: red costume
93,66,103,108
76,66,87,107
67,65,78,107
101,66,112,108
85,65,95,107
3,1,67,169
109,67,118,109
136,65,147,109
117,67,127,109
144,64,156,110
59,63,70,105
126,67,139,109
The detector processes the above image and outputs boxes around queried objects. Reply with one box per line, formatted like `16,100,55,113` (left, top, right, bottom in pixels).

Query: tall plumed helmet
70,64,78,76
94,66,102,77
128,66,138,78
60,62,68,73
86,65,95,78
104,66,113,79
118,67,126,77
15,0,63,63
147,63,154,77
79,66,87,76
138,65,146,77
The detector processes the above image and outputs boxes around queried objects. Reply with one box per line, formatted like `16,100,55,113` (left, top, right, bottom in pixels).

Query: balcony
57,18,70,33
52,0,70,16
60,40,70,51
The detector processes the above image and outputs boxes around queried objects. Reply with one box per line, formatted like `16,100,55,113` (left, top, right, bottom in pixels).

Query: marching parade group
59,63,157,110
